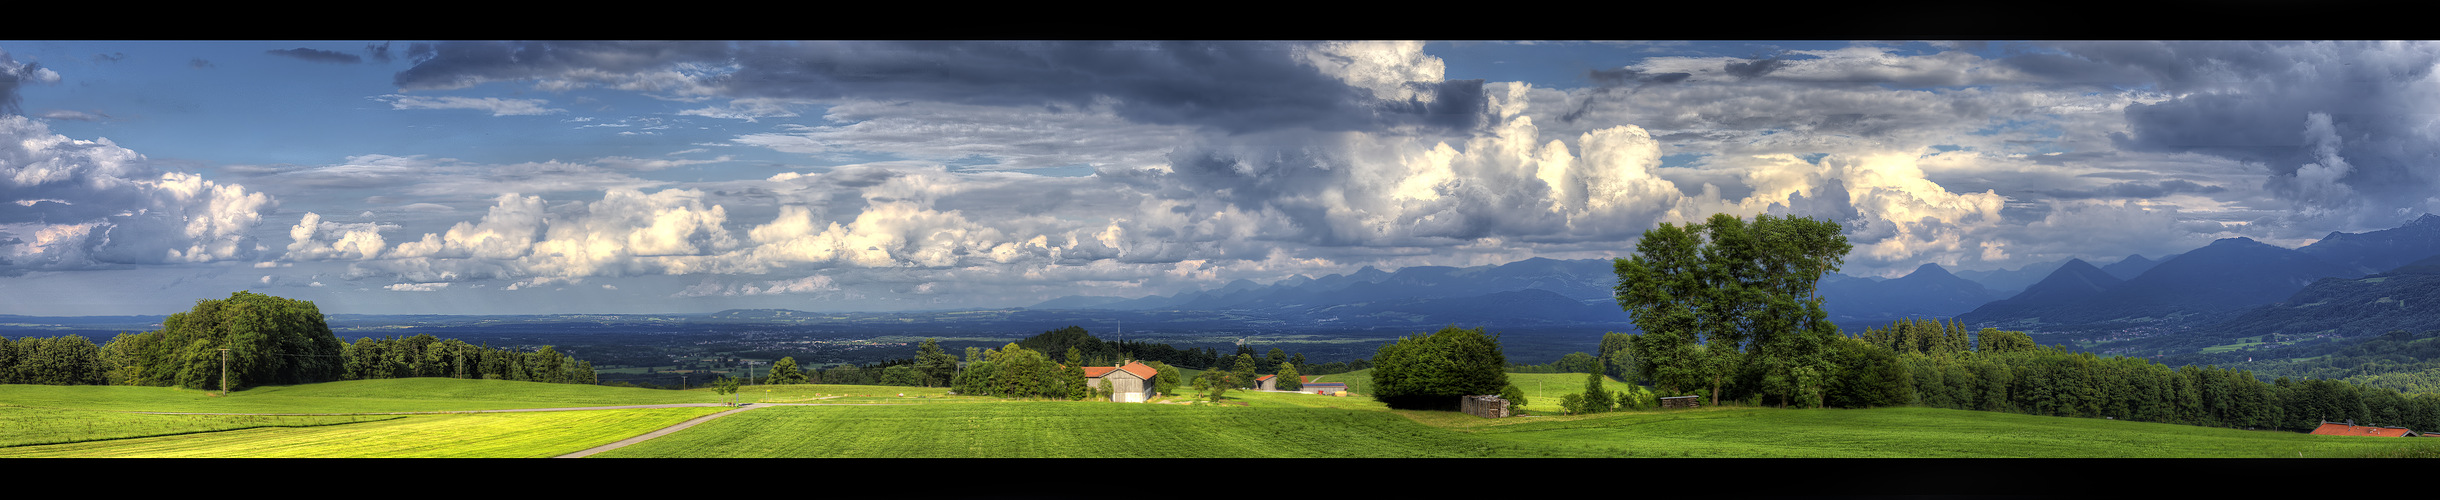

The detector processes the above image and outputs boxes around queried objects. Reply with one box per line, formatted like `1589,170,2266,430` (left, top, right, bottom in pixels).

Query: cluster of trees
0,292,599,391
949,342,1090,399
0,334,106,386
341,334,596,385
1369,326,1511,410
1858,322,2440,432
1615,213,1852,408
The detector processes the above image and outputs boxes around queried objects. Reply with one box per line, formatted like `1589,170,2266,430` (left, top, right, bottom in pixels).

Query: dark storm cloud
1722,56,1790,80
2034,179,2228,200
2036,41,2440,228
365,42,394,63
267,48,364,64
392,41,1481,134
1563,68,1690,122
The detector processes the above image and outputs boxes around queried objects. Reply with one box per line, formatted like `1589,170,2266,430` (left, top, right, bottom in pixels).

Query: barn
1082,361,1160,403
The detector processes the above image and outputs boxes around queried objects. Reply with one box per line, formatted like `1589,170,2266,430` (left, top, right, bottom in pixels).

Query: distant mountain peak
2413,213,2440,226
1901,263,1957,280
2210,236,2262,247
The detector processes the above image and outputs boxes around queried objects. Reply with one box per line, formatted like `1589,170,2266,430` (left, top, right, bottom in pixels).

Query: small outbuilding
1461,394,1511,418
1659,395,1703,409
1303,382,1348,395
1253,374,1278,391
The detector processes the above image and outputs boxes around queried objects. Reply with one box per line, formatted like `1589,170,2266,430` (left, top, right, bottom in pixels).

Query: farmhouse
1082,361,1160,403
2308,420,2422,437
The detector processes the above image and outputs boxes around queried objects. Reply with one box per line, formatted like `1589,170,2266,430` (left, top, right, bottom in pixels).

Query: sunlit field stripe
0,407,724,458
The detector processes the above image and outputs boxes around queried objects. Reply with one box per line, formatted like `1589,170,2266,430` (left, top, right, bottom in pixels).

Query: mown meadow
3,376,2436,458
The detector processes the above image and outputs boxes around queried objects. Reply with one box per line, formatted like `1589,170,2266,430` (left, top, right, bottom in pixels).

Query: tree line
1584,315,2440,433
0,292,595,390
748,326,1343,399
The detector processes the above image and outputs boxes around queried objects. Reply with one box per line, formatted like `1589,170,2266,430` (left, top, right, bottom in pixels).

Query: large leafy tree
769,357,807,384
1370,325,1511,411
916,338,957,387
117,291,348,390
1615,214,1849,407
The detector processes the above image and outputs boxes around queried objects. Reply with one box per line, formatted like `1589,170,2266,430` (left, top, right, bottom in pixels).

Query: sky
3,40,2437,316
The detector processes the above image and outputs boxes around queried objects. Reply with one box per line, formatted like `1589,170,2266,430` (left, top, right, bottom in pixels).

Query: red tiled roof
1255,374,1275,382
1083,361,1158,380
2310,423,2418,437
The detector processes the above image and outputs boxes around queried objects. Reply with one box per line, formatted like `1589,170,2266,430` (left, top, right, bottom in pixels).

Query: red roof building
2309,421,2421,437
1081,361,1160,403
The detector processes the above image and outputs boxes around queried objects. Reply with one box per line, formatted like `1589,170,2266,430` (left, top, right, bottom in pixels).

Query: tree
1146,360,1182,397
1976,328,2037,354
916,338,958,387
883,364,923,386
1277,361,1303,391
769,357,807,384
1369,325,1511,411
1231,354,1258,389
712,376,742,406
123,291,347,390
1615,214,1850,407
1500,383,1529,408
1201,369,1232,402
1580,371,1615,413
1557,352,1600,374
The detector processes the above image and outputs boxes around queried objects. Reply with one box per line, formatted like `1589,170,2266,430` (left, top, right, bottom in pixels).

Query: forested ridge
0,292,596,389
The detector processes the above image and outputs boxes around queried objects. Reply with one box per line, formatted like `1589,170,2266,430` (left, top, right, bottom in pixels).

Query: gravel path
555,403,774,458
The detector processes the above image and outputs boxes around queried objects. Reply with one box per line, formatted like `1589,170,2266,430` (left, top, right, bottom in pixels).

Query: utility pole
219,349,230,396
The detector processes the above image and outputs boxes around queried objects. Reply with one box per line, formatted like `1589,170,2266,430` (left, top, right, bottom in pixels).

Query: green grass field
7,375,2438,458
0,405,393,448
0,407,724,458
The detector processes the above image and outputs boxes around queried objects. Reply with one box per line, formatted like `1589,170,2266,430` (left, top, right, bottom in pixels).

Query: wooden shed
1461,394,1511,418
1659,395,1703,409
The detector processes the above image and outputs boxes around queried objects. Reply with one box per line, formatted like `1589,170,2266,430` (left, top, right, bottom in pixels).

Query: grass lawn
591,401,1600,458
0,405,393,448
9,375,2438,459
0,407,724,458
1461,405,2428,458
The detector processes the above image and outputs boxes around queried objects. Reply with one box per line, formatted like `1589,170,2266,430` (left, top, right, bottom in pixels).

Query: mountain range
1958,214,2440,331
1031,214,2440,341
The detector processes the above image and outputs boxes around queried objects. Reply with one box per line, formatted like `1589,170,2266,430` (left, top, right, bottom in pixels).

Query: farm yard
3,377,2435,459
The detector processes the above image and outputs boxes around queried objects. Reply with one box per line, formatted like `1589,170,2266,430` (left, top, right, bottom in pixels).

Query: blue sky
4,40,2435,315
